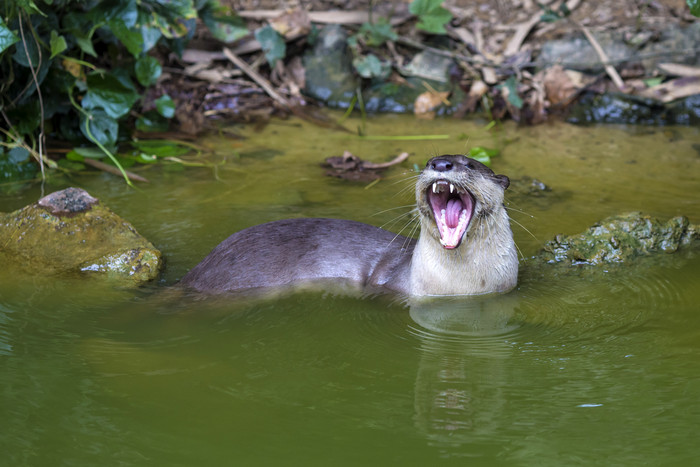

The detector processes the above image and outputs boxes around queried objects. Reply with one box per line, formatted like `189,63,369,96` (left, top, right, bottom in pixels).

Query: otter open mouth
427,180,475,249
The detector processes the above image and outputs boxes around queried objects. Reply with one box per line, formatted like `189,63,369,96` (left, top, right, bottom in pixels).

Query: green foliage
199,1,249,42
255,25,286,67
0,0,243,184
155,95,175,118
353,53,390,79
356,18,397,46
409,0,453,34
467,147,499,167
0,18,20,53
539,2,571,22
0,146,38,184
134,55,162,87
688,0,700,17
499,76,523,109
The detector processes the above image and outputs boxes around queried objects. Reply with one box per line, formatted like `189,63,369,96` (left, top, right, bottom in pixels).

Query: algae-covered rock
539,212,698,266
0,187,162,284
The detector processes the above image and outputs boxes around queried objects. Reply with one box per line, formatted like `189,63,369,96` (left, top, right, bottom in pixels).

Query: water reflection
407,294,521,451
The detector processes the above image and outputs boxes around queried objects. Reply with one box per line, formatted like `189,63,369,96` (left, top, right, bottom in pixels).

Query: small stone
37,187,98,215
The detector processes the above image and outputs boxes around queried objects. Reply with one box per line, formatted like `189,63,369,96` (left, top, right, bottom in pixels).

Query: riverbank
152,0,700,134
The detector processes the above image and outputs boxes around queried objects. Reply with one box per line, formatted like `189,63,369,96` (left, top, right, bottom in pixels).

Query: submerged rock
0,187,162,284
539,212,698,266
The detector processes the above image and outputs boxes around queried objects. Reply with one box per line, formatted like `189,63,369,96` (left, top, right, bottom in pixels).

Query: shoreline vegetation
1,0,699,186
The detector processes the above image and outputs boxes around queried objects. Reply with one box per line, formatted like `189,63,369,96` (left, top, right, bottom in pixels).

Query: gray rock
537,31,633,73
302,25,359,108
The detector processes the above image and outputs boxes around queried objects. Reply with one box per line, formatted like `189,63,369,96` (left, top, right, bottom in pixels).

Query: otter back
179,218,414,295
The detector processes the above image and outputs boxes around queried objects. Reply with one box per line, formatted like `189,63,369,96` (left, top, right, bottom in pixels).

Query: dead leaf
541,66,577,108
269,9,311,38
181,49,224,64
657,63,700,77
481,66,498,85
414,91,450,119
639,76,700,103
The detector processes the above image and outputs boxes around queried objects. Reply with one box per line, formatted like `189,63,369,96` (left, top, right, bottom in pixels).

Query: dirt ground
157,0,698,134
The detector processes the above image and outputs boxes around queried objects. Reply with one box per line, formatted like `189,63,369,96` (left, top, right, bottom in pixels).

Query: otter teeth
449,183,454,193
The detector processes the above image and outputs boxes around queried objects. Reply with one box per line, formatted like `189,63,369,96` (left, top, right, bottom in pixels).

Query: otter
179,154,518,296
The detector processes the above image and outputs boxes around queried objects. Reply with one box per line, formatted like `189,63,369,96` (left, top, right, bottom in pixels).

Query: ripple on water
405,294,525,361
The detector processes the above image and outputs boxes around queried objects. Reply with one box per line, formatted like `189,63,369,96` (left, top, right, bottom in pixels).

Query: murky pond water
2,115,700,465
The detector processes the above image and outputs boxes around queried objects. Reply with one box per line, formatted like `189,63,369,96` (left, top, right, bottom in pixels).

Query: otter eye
466,162,474,169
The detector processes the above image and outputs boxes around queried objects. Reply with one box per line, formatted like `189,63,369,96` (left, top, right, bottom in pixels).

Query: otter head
416,154,510,250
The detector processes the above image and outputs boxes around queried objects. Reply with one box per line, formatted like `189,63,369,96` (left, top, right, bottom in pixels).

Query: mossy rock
539,212,698,265
0,187,162,284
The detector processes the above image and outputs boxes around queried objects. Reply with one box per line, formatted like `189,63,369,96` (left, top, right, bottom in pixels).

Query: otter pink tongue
445,198,462,228
428,188,474,249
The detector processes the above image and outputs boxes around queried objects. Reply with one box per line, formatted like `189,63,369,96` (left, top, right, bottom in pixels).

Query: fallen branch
503,13,541,57
223,47,290,107
83,158,150,183
574,20,627,92
362,151,409,169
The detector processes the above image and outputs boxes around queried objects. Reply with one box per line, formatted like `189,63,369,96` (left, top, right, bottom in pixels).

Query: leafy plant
498,76,523,109
0,0,246,185
688,0,700,17
354,18,397,47
409,0,453,34
353,54,391,79
255,25,286,67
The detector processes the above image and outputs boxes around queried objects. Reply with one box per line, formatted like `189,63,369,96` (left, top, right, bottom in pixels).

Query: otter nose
429,158,453,172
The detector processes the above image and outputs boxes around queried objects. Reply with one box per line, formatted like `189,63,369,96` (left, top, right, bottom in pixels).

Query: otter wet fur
179,154,518,296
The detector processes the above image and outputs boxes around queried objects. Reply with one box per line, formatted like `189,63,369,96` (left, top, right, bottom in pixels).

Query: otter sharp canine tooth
450,183,454,193
432,182,438,193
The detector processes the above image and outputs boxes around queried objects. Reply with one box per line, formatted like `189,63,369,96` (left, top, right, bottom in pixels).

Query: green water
1,116,700,466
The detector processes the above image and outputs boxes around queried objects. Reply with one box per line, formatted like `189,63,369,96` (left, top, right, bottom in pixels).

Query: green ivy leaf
140,25,162,53
467,147,499,167
135,55,162,87
500,76,523,109
69,146,107,159
49,30,67,59
255,25,286,67
12,31,40,67
358,18,397,46
131,140,190,157
352,53,390,79
7,147,30,163
136,110,170,132
108,18,143,57
0,17,19,54
200,3,249,43
83,72,139,119
80,109,119,147
155,94,175,118
409,0,452,34
688,0,700,16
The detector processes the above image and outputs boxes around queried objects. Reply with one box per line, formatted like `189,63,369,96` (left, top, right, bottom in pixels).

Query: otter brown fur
179,154,518,296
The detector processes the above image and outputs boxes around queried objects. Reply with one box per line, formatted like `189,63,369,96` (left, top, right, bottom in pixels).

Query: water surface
1,116,699,465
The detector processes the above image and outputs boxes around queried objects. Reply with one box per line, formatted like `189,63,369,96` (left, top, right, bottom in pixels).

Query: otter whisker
380,209,418,231
508,216,539,242
371,204,416,217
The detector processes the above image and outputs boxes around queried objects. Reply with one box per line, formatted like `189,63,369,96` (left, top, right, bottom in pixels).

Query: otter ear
494,174,510,190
